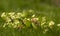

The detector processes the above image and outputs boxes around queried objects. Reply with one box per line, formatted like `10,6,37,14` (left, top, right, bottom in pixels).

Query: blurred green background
0,0,59,11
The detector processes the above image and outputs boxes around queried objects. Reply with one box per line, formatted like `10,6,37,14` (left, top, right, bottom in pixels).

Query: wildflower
1,12,6,17
11,16,16,19
23,18,27,24
31,18,39,23
27,18,30,21
31,18,40,25
57,24,60,27
8,12,15,15
16,13,22,18
14,20,20,24
32,14,35,17
49,21,55,28
6,17,11,22
8,12,15,16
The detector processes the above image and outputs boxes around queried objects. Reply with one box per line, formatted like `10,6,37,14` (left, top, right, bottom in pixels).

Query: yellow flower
6,17,11,22
49,21,55,28
15,13,22,18
14,20,20,24
32,14,35,17
27,18,30,21
11,16,16,19
8,12,15,16
31,18,39,24
1,12,6,17
57,24,60,27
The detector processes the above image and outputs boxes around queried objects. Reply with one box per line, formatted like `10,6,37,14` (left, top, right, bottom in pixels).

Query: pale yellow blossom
8,12,15,16
49,21,55,28
1,12,6,17
11,16,16,19
15,13,22,18
32,14,35,17
57,24,60,27
27,18,30,21
6,17,11,22
14,20,20,24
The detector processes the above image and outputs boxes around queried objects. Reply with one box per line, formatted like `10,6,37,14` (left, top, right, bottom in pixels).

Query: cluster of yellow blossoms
1,10,60,33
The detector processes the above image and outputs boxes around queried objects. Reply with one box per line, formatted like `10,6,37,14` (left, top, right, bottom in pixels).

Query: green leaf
24,20,31,27
32,23,37,29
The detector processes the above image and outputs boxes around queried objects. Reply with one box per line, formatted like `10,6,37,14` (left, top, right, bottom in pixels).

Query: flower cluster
1,10,60,33
1,12,40,29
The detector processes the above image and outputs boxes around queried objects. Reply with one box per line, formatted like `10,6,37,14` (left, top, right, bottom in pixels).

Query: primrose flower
11,16,16,19
27,18,30,21
1,12,6,17
32,14,35,17
57,24,60,27
8,12,15,16
31,18,39,22
15,13,22,18
49,21,55,28
31,18,39,24
6,17,11,22
14,20,20,24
